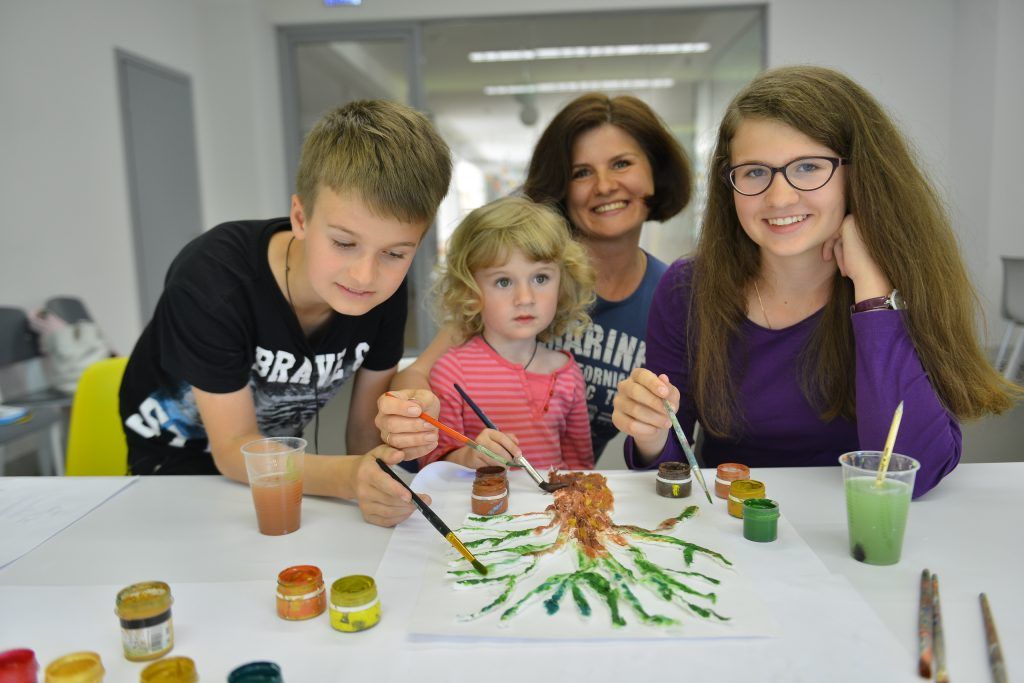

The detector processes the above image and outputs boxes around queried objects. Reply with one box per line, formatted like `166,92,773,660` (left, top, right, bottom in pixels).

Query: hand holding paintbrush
610,368,684,464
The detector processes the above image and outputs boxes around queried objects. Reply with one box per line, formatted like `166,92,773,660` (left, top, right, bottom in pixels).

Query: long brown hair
692,65,1018,437
523,93,692,228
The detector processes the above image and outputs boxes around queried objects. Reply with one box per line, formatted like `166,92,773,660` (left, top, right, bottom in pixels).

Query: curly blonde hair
435,196,595,344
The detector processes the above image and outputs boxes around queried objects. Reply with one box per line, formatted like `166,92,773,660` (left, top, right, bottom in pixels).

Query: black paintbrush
375,458,487,575
453,383,566,493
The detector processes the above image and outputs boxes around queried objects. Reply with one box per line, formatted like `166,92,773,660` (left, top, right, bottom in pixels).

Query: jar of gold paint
656,461,691,498
275,565,326,620
115,581,174,661
715,463,750,499
471,466,508,516
43,651,104,683
227,662,283,683
728,479,766,518
0,648,39,682
329,575,381,632
139,656,198,682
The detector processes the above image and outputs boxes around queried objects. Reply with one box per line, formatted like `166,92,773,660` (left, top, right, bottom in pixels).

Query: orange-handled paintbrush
384,392,513,467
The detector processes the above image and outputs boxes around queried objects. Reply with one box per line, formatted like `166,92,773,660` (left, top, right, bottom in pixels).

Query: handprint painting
409,469,776,639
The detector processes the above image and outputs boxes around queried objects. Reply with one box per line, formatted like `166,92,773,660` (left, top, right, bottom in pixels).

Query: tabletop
0,463,1018,682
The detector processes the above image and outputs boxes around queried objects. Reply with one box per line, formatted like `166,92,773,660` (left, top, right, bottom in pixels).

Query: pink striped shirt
421,335,594,470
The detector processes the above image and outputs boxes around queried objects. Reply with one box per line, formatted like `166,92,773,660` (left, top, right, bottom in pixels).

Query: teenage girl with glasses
613,65,1020,497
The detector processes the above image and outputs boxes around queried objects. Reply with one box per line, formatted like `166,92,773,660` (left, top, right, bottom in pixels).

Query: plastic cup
241,437,306,536
839,451,919,565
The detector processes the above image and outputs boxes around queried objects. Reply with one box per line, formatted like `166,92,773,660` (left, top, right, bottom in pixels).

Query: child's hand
354,444,430,527
821,214,892,301
443,429,520,469
375,390,440,460
612,368,679,459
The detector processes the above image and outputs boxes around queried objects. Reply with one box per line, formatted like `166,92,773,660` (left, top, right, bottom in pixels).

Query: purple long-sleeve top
624,259,961,497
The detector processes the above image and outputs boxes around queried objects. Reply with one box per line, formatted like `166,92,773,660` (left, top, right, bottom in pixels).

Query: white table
0,464,1019,682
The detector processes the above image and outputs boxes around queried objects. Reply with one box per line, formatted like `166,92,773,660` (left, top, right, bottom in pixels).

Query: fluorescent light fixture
323,0,362,5
484,78,675,96
470,43,710,63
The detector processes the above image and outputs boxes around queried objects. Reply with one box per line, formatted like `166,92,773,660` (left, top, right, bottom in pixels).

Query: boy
119,100,451,527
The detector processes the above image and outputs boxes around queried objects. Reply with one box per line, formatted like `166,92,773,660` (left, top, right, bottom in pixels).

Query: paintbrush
453,383,567,493
875,401,904,487
384,391,512,467
919,569,933,678
662,399,713,504
932,573,948,683
375,458,487,576
980,593,1007,683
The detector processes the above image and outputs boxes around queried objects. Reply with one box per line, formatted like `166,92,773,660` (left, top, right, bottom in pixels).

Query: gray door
117,50,203,321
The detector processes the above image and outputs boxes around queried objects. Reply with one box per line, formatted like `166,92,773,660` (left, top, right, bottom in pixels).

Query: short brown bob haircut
295,100,452,225
523,93,692,229
434,197,595,344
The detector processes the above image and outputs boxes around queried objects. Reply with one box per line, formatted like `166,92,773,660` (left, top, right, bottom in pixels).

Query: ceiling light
469,43,710,63
484,78,675,96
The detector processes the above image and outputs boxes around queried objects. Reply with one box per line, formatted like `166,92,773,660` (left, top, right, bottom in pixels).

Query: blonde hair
295,100,452,224
691,65,1019,438
435,197,595,343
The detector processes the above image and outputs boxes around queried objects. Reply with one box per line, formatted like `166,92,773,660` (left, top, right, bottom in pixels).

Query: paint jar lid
729,479,765,499
228,662,283,683
742,498,779,519
0,648,39,681
658,461,691,479
116,581,172,620
43,652,104,683
140,656,198,682
331,575,378,608
716,463,750,481
277,565,324,596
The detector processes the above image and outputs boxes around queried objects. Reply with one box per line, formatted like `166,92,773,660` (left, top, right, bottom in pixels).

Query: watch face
889,290,906,310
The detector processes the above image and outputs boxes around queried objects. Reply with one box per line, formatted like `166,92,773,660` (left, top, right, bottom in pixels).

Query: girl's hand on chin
822,214,892,297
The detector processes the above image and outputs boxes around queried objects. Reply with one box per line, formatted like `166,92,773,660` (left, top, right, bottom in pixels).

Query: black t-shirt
119,217,406,474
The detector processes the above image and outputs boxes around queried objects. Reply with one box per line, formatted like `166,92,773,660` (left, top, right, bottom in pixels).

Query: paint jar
655,461,691,498
715,463,750,499
330,574,381,632
276,564,326,620
228,662,283,683
43,652,104,683
743,498,780,542
0,648,39,683
139,656,198,683
471,466,508,516
727,479,766,518
115,581,174,661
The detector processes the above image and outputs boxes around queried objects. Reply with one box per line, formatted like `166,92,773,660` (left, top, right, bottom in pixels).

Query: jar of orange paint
715,463,750,499
275,565,326,620
727,479,766,518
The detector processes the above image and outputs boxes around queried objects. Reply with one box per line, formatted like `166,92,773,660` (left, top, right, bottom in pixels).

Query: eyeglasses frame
725,156,850,196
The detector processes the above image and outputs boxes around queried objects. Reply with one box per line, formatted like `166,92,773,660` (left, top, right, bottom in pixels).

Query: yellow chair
65,357,129,475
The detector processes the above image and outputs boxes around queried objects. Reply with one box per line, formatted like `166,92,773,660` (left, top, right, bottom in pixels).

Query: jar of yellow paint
139,656,198,682
329,575,381,632
44,651,104,683
727,479,766,518
115,581,174,661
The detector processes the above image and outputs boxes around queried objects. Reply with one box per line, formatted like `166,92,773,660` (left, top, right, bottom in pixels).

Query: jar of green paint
742,498,779,542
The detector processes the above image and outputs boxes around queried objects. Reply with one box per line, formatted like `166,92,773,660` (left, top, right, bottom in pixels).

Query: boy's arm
346,366,394,455
192,385,426,526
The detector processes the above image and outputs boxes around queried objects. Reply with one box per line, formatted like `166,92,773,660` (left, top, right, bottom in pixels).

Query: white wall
0,0,1017,356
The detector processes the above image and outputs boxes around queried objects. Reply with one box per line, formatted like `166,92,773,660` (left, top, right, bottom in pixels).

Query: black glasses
726,156,849,196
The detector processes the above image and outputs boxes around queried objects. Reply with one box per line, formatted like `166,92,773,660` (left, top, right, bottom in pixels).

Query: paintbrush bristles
875,401,905,486
662,399,714,504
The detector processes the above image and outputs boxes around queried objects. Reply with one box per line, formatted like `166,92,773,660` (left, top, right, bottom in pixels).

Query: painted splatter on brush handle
980,593,1007,683
932,575,948,683
919,569,933,678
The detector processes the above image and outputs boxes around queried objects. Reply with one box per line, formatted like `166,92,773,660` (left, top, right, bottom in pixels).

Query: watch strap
851,289,902,314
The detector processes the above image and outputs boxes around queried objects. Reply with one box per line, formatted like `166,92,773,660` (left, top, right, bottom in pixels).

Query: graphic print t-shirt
549,251,668,460
119,217,406,474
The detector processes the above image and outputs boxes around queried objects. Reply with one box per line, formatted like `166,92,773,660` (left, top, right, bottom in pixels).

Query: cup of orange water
241,437,306,535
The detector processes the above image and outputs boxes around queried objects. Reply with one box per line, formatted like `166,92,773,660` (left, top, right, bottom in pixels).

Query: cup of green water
839,451,920,565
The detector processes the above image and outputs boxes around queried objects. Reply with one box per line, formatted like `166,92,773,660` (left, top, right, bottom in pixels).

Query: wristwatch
851,289,905,314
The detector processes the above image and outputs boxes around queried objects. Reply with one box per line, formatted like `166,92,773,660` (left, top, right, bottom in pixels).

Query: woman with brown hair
612,65,1018,497
378,94,692,463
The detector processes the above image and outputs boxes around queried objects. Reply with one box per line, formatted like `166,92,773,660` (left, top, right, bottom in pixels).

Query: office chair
65,356,129,476
995,257,1024,381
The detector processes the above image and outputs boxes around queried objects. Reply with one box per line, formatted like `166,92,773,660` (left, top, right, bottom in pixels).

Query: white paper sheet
398,464,800,639
0,476,138,569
